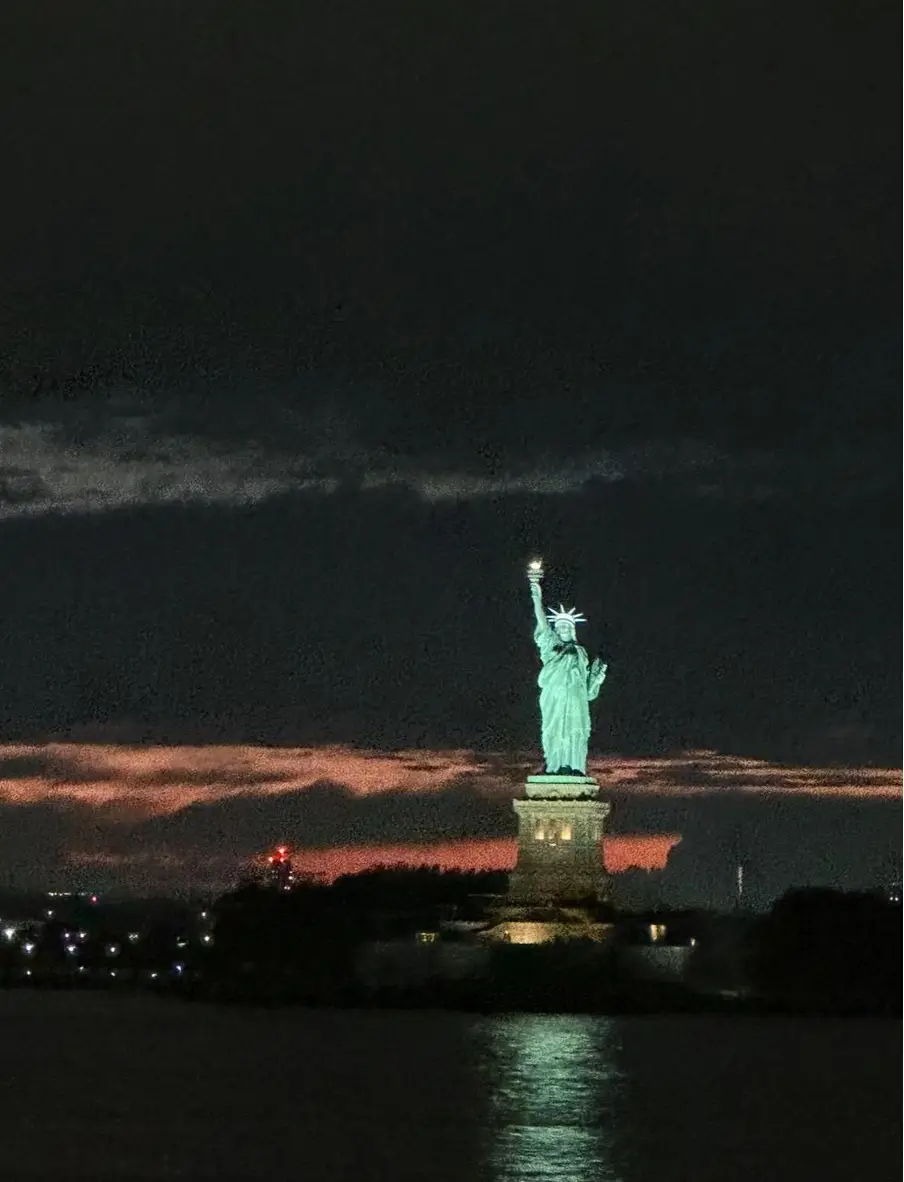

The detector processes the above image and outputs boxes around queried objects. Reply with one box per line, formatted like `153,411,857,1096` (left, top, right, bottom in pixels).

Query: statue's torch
527,558,544,585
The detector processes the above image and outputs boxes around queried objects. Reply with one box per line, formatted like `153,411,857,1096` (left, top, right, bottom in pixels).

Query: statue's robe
534,622,599,774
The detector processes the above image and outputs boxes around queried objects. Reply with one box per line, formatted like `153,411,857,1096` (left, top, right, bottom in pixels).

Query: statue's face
554,619,576,642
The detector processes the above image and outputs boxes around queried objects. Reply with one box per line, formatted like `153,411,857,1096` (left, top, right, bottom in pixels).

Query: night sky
0,0,899,899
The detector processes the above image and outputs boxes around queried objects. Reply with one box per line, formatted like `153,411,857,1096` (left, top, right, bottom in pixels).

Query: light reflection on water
477,1014,628,1182
0,994,898,1182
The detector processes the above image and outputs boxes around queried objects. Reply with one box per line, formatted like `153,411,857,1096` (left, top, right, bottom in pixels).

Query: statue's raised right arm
530,578,548,635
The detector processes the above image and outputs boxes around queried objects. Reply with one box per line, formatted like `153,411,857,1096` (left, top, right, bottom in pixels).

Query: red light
276,846,288,856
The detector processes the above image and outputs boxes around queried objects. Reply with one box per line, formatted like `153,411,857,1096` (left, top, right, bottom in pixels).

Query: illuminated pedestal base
508,775,611,905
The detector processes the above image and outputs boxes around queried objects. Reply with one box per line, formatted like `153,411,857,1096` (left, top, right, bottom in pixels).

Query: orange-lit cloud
0,744,493,813
269,834,678,879
1,743,899,811
0,743,898,890
66,834,679,882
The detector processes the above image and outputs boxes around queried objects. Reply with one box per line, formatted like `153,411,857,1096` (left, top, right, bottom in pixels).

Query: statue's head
553,618,577,642
547,605,586,644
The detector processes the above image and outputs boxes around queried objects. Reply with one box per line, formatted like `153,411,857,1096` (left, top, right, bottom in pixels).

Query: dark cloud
0,798,106,890
119,778,513,859
0,754,61,780
0,0,896,471
0,465,48,508
133,766,300,789
0,751,109,784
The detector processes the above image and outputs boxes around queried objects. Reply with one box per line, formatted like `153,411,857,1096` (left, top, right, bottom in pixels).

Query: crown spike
546,604,587,626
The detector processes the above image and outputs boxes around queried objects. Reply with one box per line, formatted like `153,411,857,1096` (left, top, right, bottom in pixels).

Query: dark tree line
748,888,901,1011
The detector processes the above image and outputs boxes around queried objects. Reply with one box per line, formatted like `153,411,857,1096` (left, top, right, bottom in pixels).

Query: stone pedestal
508,775,611,904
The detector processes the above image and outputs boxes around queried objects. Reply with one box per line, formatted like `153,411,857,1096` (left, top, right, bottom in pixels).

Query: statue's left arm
587,658,608,701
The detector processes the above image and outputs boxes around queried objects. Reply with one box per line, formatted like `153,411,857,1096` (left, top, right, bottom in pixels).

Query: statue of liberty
527,560,608,775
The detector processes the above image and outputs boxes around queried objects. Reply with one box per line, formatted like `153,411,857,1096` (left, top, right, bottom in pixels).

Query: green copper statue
527,560,608,775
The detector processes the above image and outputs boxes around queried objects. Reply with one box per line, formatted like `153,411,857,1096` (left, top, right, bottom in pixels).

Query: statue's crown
547,604,587,626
